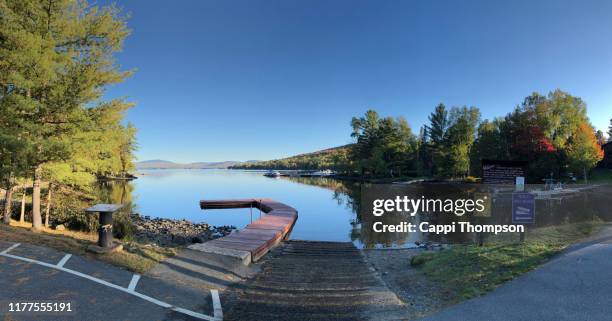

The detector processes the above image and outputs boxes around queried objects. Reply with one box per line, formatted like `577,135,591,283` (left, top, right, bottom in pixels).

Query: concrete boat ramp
189,199,298,264
185,198,406,320
222,241,406,320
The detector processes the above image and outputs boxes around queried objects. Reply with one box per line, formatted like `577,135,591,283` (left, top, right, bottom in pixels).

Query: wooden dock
188,199,298,265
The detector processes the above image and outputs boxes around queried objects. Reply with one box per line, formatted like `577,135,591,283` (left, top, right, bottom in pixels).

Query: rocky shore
130,213,235,246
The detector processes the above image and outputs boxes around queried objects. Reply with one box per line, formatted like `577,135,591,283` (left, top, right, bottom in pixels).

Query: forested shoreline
230,145,352,171
238,90,609,182
0,1,136,231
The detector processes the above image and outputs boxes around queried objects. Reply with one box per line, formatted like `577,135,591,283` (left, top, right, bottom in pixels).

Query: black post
98,211,114,248
86,204,123,253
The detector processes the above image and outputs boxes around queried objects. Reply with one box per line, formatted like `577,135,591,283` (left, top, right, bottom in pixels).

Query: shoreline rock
130,213,235,246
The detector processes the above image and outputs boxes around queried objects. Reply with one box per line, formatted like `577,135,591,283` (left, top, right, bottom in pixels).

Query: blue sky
104,0,612,163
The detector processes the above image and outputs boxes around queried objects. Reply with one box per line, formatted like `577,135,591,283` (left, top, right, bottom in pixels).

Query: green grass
0,222,178,274
411,221,603,302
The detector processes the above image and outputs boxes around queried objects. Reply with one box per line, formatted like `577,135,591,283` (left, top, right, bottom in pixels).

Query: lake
100,169,612,249
128,169,370,246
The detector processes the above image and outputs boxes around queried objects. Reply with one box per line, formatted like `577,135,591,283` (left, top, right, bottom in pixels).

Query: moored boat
264,170,281,177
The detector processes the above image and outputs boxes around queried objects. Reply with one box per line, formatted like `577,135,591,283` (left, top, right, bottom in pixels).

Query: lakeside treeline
237,90,609,182
0,1,135,230
231,145,352,171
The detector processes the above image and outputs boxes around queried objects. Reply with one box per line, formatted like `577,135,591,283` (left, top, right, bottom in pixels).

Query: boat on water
309,169,335,177
264,170,281,177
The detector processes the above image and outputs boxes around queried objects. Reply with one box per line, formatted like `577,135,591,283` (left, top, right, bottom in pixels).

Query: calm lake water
102,169,611,248
130,169,365,245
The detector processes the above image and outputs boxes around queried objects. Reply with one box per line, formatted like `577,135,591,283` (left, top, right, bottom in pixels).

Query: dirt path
363,249,447,319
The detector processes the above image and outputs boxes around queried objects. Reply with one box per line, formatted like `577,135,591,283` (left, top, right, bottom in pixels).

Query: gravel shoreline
363,248,448,319
130,213,236,246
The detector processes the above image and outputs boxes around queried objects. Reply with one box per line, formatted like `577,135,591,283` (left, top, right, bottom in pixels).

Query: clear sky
103,0,612,163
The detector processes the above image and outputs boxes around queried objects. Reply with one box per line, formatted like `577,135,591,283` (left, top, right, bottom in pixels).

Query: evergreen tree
470,120,503,177
351,110,381,176
350,110,416,177
416,126,431,176
426,104,448,176
427,104,448,145
0,132,29,224
0,0,132,230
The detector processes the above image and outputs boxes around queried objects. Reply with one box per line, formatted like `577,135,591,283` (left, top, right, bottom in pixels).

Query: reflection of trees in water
94,180,137,238
285,179,612,248
94,180,137,217
281,176,362,214
282,177,415,248
280,176,366,242
96,180,135,204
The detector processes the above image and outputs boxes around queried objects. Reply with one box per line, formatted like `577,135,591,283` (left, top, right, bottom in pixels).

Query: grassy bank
0,221,177,273
410,221,603,302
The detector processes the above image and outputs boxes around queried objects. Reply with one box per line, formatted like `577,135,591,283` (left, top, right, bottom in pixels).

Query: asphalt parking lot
0,241,221,321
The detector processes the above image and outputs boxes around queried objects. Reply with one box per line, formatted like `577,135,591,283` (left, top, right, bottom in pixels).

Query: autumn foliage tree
566,123,604,182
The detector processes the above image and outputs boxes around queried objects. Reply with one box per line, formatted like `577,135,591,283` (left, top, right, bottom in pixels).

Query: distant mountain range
135,159,259,169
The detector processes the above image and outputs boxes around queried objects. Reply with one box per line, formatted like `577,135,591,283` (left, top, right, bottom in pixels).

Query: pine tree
426,104,448,176
427,104,448,147
0,1,132,230
350,110,416,177
0,132,29,224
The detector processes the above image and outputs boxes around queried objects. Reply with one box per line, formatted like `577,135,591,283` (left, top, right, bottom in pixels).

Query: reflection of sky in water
132,169,358,243
129,170,611,248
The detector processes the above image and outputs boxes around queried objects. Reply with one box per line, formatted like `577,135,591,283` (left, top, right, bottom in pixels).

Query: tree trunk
32,165,42,231
583,167,588,184
45,183,52,228
3,185,14,224
120,183,126,204
19,189,25,223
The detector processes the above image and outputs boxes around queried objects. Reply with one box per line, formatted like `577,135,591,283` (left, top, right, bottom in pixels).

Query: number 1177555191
5,301,74,314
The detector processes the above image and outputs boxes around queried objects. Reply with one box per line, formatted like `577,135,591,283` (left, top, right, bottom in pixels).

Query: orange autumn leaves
566,122,604,174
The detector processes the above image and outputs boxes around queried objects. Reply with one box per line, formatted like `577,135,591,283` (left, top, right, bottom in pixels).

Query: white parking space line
211,289,223,320
56,254,72,268
1,243,20,254
0,244,217,321
128,274,141,292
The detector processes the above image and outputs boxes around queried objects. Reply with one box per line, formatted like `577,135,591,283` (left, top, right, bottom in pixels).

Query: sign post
512,192,535,243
